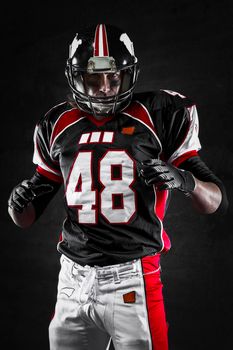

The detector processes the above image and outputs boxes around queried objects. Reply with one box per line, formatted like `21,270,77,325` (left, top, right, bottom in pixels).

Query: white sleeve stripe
33,132,61,176
161,89,186,98
167,105,201,164
33,150,62,176
36,162,62,176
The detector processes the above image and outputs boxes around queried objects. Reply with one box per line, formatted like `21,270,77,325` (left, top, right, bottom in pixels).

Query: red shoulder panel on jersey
123,101,158,134
50,108,83,147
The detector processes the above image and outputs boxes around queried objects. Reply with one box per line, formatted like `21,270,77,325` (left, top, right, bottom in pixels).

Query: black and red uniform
31,89,227,350
9,22,228,350
33,89,205,266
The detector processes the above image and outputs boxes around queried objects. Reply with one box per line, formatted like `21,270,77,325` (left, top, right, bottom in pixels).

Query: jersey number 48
66,150,136,224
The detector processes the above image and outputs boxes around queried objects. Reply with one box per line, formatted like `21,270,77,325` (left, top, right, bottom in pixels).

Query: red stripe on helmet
102,24,109,56
94,24,100,56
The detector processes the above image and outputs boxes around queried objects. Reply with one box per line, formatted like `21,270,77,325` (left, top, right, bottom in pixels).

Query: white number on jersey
66,151,97,223
66,150,136,224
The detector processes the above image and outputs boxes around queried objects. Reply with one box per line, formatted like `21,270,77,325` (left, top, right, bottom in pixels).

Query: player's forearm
190,178,222,214
8,202,36,228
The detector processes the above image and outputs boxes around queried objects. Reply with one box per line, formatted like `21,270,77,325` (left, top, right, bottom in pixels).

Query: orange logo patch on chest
121,127,135,135
123,291,136,303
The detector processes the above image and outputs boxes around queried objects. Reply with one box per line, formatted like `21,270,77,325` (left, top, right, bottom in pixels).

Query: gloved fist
8,180,54,213
138,159,196,192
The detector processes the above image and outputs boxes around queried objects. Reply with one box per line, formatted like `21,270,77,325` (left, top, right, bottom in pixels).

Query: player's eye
108,72,120,79
84,74,101,87
108,73,121,86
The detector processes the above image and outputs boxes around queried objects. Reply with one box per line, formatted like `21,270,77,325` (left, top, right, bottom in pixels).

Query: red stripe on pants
141,255,169,350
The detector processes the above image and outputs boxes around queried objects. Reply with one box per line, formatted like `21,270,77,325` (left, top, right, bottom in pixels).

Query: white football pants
49,254,168,350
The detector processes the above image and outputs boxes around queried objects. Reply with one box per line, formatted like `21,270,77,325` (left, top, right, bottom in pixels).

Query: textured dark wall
1,1,233,349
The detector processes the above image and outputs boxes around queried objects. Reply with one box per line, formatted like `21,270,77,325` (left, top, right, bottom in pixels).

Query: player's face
83,72,121,97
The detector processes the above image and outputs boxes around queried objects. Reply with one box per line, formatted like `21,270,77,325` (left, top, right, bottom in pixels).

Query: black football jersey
33,90,201,266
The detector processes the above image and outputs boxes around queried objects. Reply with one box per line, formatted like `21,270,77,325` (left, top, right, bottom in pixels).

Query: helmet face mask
65,24,139,118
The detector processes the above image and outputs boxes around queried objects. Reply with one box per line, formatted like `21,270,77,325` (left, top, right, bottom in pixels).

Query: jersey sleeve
32,115,63,183
30,170,62,219
159,90,201,166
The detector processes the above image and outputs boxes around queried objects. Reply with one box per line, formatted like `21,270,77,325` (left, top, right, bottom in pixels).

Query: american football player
8,24,228,350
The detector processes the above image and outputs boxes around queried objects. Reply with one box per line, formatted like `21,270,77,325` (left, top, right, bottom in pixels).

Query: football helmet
65,24,139,118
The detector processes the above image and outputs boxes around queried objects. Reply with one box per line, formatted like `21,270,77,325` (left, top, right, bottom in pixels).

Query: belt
95,260,138,283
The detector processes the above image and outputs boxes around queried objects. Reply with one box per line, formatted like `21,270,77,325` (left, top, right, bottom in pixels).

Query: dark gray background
1,0,233,349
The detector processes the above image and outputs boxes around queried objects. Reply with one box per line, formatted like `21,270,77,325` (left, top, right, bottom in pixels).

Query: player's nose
99,74,111,94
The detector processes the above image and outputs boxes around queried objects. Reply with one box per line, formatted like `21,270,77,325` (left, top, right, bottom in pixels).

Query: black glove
8,180,54,213
139,159,196,192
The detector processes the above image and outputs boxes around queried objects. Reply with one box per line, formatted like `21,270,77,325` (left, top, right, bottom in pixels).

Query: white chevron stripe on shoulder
161,89,186,98
49,107,76,146
50,115,85,158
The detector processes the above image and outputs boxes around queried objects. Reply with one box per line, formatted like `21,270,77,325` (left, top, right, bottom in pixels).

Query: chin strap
85,94,119,119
